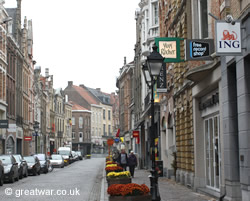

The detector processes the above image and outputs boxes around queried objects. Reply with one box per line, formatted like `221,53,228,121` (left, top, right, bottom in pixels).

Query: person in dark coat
117,149,128,171
128,151,137,177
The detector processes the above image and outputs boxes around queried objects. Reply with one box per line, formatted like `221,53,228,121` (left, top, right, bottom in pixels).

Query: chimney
96,88,101,92
124,57,126,65
68,81,73,87
79,84,85,88
45,68,49,77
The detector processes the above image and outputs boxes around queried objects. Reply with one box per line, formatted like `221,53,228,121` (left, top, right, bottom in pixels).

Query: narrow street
0,157,105,201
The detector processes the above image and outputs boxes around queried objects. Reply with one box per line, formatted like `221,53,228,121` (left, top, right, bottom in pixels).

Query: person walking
117,149,128,171
128,151,137,178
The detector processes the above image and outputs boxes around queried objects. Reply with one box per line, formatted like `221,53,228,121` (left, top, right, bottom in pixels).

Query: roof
69,101,89,111
87,87,112,106
72,85,99,105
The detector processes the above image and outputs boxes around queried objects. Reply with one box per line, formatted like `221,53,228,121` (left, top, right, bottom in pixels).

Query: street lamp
33,121,39,154
142,43,164,201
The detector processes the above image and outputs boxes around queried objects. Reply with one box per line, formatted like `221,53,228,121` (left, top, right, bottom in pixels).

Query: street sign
114,138,120,143
107,139,114,146
215,21,242,55
0,120,8,128
185,39,214,60
24,136,32,141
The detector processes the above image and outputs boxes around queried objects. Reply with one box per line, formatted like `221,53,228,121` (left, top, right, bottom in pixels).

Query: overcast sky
5,0,139,93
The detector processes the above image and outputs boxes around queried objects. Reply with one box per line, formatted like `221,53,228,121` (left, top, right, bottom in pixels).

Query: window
103,124,106,136
79,117,83,128
72,117,75,126
152,2,159,26
108,110,111,120
198,0,208,38
72,132,75,139
79,132,83,142
103,109,106,120
108,125,111,136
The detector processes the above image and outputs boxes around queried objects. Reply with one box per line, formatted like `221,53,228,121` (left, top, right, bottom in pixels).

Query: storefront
187,59,223,198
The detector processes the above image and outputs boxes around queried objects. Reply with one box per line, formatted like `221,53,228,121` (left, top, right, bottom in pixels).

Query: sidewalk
100,167,216,201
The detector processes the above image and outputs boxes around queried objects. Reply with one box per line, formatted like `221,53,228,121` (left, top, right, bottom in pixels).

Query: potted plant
106,171,132,187
105,166,123,175
107,183,151,201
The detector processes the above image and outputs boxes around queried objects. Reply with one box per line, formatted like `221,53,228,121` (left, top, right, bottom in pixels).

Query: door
204,115,221,191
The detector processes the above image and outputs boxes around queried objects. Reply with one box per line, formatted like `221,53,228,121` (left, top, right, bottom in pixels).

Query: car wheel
0,173,3,186
33,169,37,176
15,174,19,181
9,174,15,183
24,169,28,177
37,169,40,175
19,168,23,179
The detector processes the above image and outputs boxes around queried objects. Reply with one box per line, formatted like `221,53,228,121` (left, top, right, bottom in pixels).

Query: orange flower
107,183,150,196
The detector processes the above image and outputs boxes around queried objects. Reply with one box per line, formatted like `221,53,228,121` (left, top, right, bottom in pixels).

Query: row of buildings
0,1,119,157
116,0,250,200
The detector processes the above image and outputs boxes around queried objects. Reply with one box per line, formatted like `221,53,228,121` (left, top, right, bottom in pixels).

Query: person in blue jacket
128,150,137,177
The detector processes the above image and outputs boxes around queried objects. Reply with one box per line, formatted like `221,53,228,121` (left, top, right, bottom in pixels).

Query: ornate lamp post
33,121,39,154
142,44,164,201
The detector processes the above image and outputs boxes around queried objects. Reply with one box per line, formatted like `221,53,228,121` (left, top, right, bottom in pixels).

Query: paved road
0,157,105,201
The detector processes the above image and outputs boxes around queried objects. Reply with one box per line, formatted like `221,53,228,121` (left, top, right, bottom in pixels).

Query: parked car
13,154,28,179
34,154,49,173
0,155,19,183
50,154,64,168
71,151,79,161
24,156,41,176
58,147,72,165
75,151,83,160
0,160,4,186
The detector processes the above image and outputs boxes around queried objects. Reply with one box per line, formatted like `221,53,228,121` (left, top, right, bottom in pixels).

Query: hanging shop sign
132,131,140,144
157,65,167,93
215,21,242,55
155,37,184,63
185,39,214,60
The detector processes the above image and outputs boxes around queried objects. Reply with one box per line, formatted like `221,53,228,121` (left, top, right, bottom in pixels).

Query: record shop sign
0,120,8,128
216,21,241,55
186,39,214,60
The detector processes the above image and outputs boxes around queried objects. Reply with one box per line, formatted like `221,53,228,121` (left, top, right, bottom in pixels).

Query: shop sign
216,21,242,55
155,37,184,63
157,65,167,93
186,39,214,60
0,120,8,128
24,136,32,141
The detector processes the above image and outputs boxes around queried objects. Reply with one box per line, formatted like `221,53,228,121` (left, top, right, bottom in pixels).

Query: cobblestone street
0,158,104,201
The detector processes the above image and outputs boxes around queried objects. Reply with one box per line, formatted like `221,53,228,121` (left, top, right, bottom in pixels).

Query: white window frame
72,117,75,126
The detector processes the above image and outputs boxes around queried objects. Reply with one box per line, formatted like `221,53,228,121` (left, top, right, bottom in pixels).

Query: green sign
155,37,184,63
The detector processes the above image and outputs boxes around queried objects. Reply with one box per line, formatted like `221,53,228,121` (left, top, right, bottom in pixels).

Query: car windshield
58,150,70,155
51,155,62,160
13,155,21,162
0,156,11,165
24,157,35,163
35,154,45,161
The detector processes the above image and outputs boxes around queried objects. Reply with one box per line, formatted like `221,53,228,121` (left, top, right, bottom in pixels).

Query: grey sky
5,0,139,93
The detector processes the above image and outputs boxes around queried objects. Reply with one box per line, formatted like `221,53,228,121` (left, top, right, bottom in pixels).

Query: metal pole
35,133,37,154
150,78,161,201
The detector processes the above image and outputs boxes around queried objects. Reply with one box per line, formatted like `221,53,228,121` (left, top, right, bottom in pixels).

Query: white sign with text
216,21,242,55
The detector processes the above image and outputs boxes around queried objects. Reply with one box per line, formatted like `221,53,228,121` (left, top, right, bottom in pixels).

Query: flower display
107,183,150,196
105,166,123,172
106,164,118,168
106,161,117,165
107,171,131,179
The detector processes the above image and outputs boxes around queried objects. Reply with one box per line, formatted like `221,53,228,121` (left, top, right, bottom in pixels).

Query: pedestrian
117,149,128,171
128,150,137,178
